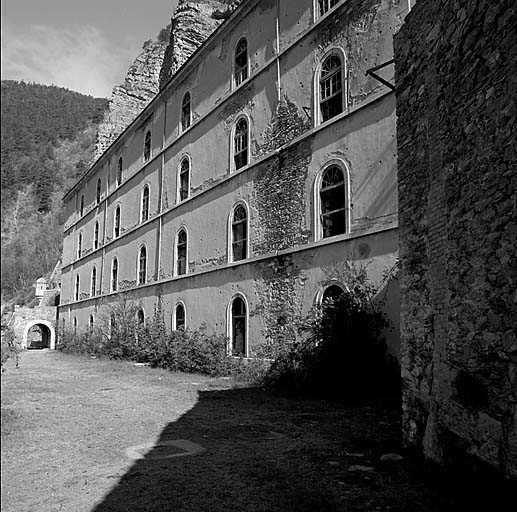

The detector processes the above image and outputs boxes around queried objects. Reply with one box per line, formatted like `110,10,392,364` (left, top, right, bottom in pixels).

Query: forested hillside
1,81,108,306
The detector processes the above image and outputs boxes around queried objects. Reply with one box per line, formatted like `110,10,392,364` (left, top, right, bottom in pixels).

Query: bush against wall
262,267,400,402
1,327,20,371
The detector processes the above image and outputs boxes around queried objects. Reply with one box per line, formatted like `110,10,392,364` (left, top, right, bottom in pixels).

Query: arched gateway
23,321,56,350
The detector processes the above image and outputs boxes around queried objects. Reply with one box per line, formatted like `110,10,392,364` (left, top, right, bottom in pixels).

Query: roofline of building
63,0,256,201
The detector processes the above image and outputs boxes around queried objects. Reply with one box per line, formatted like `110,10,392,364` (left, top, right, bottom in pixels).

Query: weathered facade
395,0,516,479
59,0,409,359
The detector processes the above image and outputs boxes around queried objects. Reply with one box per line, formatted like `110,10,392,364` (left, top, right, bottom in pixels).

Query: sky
1,0,179,98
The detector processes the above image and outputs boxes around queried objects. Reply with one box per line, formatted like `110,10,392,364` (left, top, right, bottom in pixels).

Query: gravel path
1,350,511,511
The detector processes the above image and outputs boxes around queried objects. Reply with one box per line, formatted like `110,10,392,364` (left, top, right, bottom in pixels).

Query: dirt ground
1,351,513,511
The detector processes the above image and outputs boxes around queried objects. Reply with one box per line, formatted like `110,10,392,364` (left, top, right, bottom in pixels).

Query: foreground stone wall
395,0,516,479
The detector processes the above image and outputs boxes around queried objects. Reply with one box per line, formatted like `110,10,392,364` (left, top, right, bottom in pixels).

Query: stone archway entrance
23,321,56,350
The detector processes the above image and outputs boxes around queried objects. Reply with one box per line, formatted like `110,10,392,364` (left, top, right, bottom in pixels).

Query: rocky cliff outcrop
94,0,241,159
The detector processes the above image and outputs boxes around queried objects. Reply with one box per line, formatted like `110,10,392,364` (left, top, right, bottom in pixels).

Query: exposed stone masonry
395,0,516,479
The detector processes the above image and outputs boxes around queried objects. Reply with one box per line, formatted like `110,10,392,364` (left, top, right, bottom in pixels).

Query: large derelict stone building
59,0,410,358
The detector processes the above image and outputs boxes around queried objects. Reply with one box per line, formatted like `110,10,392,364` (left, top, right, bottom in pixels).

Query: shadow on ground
89,387,515,512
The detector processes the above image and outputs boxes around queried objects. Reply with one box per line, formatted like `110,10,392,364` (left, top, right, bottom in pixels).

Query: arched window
230,295,247,356
231,204,248,261
234,37,248,87
77,232,82,259
234,118,249,170
73,317,78,334
91,266,97,297
117,157,123,187
114,206,121,238
179,157,190,201
318,0,340,17
319,165,347,238
175,303,186,331
141,185,150,222
111,258,118,292
176,229,187,276
88,314,94,334
322,284,345,305
138,246,147,285
136,309,145,326
93,221,99,250
144,130,151,162
80,195,84,216
319,54,344,123
181,92,191,131
74,275,80,301
109,314,116,336
96,178,102,205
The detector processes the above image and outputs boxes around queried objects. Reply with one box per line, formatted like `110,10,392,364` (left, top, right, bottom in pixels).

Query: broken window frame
181,92,191,132
175,302,186,331
319,54,344,123
111,258,118,292
89,314,94,334
234,37,248,87
141,185,150,223
319,164,348,239
179,157,190,201
93,221,99,250
114,206,121,238
233,117,249,171
91,266,97,297
117,157,123,187
230,295,247,357
77,232,82,259
144,130,152,162
74,275,80,301
138,245,147,285
96,178,102,205
176,229,188,276
231,204,248,262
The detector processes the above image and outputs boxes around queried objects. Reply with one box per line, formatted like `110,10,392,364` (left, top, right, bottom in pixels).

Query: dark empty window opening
80,195,84,216
179,158,190,201
320,165,347,238
77,233,82,259
144,130,151,162
137,309,145,326
96,179,101,205
91,267,97,297
232,205,247,261
322,284,345,305
73,317,78,334
74,275,80,301
117,157,123,186
234,38,248,87
94,222,99,250
320,55,343,122
141,186,150,222
176,229,187,276
89,315,94,333
231,296,246,356
138,246,147,285
111,258,118,292
114,207,121,238
319,0,340,17
175,303,186,330
234,118,248,170
181,92,191,131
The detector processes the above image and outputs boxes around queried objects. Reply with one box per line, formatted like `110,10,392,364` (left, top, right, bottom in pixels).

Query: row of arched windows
75,161,348,266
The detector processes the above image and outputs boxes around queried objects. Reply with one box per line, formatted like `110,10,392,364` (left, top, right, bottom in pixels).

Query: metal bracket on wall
365,59,395,91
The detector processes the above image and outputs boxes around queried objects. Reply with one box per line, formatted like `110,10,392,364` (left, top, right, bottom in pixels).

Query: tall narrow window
141,185,149,222
320,165,347,238
175,303,186,331
234,118,249,170
77,232,82,259
91,266,97,297
73,317,78,334
137,309,145,326
176,229,187,276
114,206,121,238
74,275,80,301
109,314,117,338
179,157,190,201
117,157,123,187
93,221,99,250
231,204,247,261
144,130,151,162
80,195,84,216
320,54,344,123
138,246,147,285
89,314,94,334
231,296,246,356
318,0,339,17
181,92,191,131
234,38,248,87
96,178,101,205
111,258,118,292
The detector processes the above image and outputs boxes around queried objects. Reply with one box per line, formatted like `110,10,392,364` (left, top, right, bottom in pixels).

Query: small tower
35,277,47,299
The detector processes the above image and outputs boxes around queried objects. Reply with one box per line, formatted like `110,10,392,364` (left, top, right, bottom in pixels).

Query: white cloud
1,24,140,98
